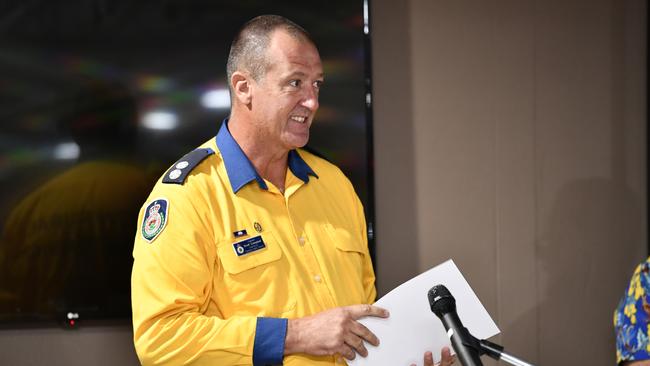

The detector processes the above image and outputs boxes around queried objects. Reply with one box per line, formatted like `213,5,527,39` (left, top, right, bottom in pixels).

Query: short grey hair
226,15,315,88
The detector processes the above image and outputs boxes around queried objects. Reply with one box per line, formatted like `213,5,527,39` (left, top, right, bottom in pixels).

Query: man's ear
231,71,252,105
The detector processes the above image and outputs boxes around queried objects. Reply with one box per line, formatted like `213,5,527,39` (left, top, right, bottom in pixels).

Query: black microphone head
428,284,456,317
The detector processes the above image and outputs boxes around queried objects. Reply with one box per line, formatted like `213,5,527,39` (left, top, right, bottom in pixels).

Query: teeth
290,116,307,123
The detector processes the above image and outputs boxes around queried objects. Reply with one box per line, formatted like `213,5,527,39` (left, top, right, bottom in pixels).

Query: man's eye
313,80,323,89
289,80,301,87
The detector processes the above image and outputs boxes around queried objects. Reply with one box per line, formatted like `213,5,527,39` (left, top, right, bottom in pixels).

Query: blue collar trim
288,149,318,183
215,119,318,193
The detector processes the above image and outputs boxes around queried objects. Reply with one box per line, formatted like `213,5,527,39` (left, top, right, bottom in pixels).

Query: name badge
232,235,266,257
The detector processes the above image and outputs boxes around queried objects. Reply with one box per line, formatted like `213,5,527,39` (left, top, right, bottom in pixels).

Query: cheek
274,98,298,117
255,92,300,123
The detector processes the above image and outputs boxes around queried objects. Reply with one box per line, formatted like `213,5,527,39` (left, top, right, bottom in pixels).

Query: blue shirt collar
215,119,318,193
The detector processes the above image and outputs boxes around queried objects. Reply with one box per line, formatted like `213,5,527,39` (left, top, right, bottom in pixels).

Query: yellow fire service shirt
132,120,377,366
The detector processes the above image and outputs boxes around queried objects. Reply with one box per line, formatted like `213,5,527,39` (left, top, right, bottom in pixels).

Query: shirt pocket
215,231,296,316
324,223,367,303
325,223,366,255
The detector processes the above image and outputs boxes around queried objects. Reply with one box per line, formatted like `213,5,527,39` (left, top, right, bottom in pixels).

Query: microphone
428,284,483,366
428,285,537,366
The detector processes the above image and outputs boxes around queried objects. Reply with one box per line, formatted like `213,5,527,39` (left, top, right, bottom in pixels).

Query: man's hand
411,346,456,366
284,304,389,360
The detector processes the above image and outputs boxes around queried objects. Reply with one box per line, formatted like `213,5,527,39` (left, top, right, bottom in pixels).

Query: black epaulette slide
162,148,215,185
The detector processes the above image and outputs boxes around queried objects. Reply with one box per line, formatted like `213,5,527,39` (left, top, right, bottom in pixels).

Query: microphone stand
428,284,536,366
449,324,483,366
448,331,536,366
475,337,536,366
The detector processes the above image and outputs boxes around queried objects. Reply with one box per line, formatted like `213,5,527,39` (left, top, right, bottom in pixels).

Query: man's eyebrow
283,71,325,79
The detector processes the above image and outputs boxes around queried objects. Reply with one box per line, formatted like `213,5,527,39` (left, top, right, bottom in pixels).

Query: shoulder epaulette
162,148,215,185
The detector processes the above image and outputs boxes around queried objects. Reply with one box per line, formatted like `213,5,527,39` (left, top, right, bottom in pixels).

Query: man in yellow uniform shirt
131,15,455,366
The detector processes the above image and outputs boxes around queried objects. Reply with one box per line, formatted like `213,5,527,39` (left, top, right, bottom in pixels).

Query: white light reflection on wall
141,110,179,130
201,89,231,109
53,142,80,160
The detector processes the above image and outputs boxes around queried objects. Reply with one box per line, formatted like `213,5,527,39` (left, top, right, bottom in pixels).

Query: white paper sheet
348,259,500,366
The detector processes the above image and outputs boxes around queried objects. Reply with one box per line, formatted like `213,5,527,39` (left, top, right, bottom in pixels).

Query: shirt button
314,274,322,283
298,237,306,246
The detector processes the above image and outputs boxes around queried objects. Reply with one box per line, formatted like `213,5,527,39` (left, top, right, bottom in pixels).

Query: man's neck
228,117,288,192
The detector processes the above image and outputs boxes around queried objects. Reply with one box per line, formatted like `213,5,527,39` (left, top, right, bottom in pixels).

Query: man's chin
284,134,310,150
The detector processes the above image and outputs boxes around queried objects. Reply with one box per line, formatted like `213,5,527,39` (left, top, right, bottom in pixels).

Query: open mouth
290,115,308,123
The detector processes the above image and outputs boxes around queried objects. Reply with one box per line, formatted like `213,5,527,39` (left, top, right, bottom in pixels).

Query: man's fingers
344,333,368,357
340,344,357,360
350,320,380,346
441,346,451,358
347,304,389,319
423,351,434,366
437,346,455,366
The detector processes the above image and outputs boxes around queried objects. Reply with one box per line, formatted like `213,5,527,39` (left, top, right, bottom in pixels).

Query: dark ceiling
0,0,363,43
0,0,366,134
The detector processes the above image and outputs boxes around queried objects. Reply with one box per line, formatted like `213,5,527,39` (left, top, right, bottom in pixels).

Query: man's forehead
268,27,313,47
270,61,323,81
266,34,322,75
268,30,320,58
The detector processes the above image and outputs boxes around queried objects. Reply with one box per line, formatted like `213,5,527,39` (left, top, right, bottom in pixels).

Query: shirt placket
283,185,337,311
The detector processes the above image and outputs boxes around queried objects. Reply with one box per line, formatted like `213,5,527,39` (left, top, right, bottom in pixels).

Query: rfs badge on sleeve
141,198,169,243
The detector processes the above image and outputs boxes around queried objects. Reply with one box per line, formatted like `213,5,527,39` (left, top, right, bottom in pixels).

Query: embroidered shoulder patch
141,198,169,243
162,148,215,185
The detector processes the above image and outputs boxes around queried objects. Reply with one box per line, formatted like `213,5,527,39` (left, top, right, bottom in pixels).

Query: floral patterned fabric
614,259,650,364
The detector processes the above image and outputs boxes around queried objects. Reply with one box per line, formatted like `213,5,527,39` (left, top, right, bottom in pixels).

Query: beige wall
373,0,647,365
0,325,138,365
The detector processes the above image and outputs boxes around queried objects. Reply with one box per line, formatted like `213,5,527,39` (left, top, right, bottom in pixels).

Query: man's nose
301,87,319,111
